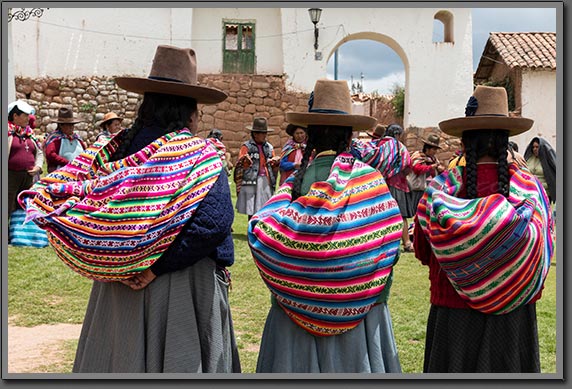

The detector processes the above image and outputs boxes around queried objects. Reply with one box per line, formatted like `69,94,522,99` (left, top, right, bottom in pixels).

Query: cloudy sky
326,8,557,95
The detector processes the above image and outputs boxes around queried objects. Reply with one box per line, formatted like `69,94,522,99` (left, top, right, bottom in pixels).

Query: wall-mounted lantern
308,8,322,59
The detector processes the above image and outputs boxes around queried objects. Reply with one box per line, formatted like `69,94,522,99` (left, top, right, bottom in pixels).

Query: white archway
327,32,410,127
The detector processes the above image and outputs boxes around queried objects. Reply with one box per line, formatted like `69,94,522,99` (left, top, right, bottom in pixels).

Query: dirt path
8,323,82,373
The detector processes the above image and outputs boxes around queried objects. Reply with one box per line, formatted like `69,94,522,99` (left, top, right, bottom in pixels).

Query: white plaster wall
511,70,557,152
191,8,283,74
279,8,474,128
8,20,16,102
10,8,194,77
11,7,472,129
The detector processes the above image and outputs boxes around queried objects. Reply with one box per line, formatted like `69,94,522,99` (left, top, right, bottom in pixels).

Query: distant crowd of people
10,44,556,374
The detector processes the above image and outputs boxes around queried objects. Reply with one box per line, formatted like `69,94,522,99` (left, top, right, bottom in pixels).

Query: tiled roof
489,32,556,69
474,32,556,82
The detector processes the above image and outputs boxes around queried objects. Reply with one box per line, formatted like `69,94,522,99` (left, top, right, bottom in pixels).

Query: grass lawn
7,181,558,374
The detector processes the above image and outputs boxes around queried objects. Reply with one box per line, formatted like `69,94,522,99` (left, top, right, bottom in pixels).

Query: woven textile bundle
248,153,403,336
417,165,554,314
18,129,222,281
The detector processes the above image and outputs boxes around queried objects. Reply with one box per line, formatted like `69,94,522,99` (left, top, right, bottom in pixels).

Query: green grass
7,181,558,373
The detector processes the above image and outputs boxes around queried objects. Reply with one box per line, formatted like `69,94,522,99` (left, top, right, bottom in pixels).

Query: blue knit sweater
126,125,235,276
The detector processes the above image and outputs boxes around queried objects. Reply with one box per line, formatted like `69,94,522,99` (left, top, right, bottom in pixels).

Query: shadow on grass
232,233,248,242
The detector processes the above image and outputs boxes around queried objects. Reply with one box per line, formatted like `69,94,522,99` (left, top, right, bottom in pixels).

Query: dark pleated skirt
389,186,416,218
424,304,540,373
256,302,402,373
73,258,241,373
408,190,425,213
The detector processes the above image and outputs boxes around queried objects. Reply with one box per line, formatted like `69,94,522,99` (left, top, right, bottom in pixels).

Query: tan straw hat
286,79,377,131
51,107,82,124
246,117,274,133
115,45,227,104
439,85,533,137
98,112,123,128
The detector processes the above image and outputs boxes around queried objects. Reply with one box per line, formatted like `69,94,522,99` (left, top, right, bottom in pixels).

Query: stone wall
15,74,456,163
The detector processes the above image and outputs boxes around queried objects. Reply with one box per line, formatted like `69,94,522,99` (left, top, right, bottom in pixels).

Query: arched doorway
325,32,410,128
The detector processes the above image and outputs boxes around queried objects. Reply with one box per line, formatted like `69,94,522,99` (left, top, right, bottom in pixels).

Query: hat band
307,91,348,115
148,76,184,83
309,108,349,114
473,113,508,117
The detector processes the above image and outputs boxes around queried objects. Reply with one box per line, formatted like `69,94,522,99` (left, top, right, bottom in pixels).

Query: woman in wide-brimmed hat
413,85,554,372
248,79,408,373
234,117,280,219
95,112,124,142
19,45,241,373
43,107,87,173
406,132,445,215
278,123,308,186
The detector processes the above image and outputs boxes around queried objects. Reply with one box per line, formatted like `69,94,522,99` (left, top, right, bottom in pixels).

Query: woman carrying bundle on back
19,45,241,373
414,85,554,372
248,79,408,373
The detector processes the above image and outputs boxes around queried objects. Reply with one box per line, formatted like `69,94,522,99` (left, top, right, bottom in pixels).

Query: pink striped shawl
248,153,403,336
18,128,223,281
417,164,554,314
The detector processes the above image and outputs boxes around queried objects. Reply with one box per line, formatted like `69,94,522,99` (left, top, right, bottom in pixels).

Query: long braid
495,131,510,197
462,130,510,199
292,137,315,200
463,132,478,199
291,125,352,201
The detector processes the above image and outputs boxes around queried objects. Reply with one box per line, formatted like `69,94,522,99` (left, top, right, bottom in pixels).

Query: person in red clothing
7,100,43,216
406,133,445,210
44,107,87,173
413,85,554,373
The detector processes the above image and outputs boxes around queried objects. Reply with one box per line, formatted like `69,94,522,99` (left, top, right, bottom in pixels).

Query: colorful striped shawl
18,128,223,281
248,153,403,336
351,136,410,179
280,139,306,159
417,165,554,314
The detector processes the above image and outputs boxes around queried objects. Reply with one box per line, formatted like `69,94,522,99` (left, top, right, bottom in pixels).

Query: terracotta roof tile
489,32,556,70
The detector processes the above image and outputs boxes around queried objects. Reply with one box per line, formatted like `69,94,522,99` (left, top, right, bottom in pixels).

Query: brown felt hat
98,112,123,128
115,45,227,104
246,117,274,133
421,133,442,148
51,107,82,124
286,79,377,131
439,85,533,137
367,124,386,139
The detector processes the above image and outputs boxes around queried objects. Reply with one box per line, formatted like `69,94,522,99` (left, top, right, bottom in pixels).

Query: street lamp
308,8,322,51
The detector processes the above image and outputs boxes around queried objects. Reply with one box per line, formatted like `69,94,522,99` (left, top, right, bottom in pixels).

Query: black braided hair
461,129,510,199
110,92,198,161
291,124,352,200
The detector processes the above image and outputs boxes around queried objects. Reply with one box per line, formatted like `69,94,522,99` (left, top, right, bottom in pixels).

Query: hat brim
367,132,383,138
421,138,442,149
52,118,82,124
99,117,123,128
286,112,376,131
115,77,228,104
439,116,534,137
246,126,274,132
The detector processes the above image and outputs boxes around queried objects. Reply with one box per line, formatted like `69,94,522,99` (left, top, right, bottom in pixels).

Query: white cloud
325,70,405,95
364,71,405,94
